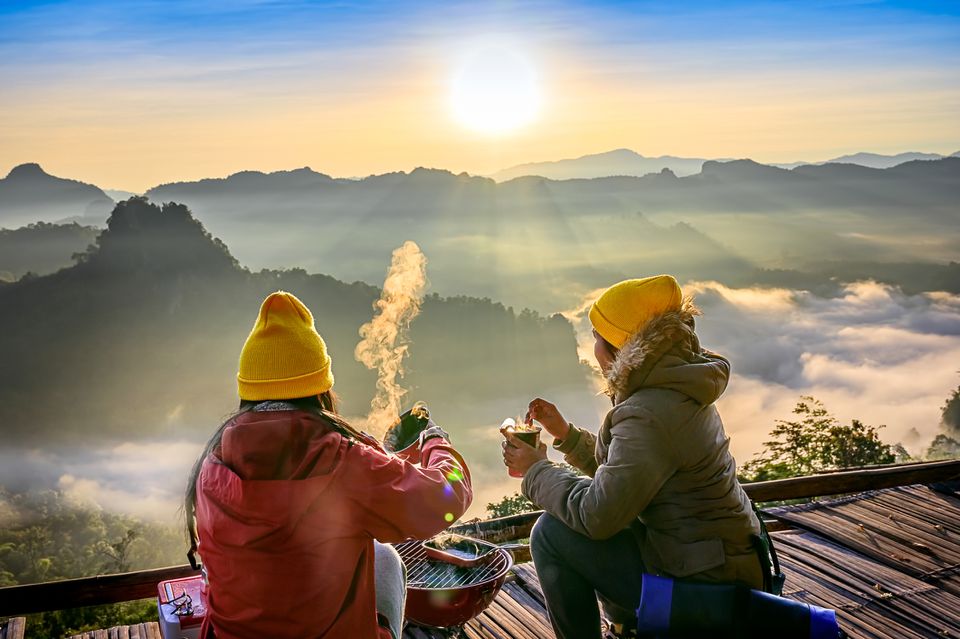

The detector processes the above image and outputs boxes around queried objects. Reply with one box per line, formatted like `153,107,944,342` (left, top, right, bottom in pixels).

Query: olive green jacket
521,300,763,588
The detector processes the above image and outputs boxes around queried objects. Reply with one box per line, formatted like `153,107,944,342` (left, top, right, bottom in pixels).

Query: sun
450,44,542,135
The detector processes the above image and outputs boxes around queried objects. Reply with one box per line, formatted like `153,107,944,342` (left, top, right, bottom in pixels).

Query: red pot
395,539,514,628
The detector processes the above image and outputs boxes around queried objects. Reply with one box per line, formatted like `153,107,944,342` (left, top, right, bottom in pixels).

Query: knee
530,513,565,558
374,541,406,580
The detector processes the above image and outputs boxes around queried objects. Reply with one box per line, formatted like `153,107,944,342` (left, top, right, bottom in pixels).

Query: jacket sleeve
343,437,473,542
522,405,677,540
553,424,599,477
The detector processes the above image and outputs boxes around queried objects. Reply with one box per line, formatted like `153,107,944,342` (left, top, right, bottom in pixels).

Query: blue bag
636,573,843,638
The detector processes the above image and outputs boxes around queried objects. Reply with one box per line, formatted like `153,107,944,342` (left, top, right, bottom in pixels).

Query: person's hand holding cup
500,418,547,478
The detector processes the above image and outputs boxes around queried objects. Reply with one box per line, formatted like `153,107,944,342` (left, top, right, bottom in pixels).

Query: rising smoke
354,241,428,436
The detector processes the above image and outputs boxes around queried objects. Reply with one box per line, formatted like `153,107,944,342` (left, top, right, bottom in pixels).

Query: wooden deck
399,481,960,638
68,623,160,639
61,480,960,639
767,483,960,639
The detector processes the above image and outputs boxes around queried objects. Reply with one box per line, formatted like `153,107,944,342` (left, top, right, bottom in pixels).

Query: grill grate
396,540,511,589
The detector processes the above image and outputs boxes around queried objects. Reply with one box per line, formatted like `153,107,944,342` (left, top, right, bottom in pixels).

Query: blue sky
1,0,958,189
3,0,957,86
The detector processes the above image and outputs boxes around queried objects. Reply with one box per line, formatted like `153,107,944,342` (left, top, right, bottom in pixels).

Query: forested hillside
0,197,590,447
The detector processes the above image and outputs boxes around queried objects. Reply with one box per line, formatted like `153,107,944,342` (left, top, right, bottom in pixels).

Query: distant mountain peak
410,166,455,177
492,148,710,181
700,158,788,178
83,197,238,274
6,163,48,179
1,163,113,228
604,148,644,158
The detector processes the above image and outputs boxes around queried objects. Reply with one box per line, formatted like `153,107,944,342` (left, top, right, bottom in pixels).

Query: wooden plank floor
69,622,160,639
767,483,960,639
403,483,960,639
70,482,960,639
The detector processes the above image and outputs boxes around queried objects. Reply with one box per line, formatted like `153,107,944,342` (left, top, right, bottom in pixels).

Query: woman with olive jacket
502,275,763,639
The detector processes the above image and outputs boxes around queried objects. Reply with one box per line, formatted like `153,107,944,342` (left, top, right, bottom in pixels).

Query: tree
740,396,894,482
96,528,140,573
891,443,913,464
941,383,960,435
926,434,960,460
487,492,536,518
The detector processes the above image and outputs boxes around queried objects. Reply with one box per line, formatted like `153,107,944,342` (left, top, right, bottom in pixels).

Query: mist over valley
0,155,957,525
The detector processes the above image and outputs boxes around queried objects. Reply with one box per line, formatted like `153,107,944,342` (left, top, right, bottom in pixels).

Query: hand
502,433,548,477
418,422,450,447
525,398,570,441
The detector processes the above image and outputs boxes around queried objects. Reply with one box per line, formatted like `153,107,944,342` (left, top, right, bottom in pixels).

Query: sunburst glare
449,43,542,135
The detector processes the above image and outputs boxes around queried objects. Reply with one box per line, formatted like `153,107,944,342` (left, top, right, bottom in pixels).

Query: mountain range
490,148,960,181
2,157,957,311
0,197,592,452
4,146,959,225
141,157,960,307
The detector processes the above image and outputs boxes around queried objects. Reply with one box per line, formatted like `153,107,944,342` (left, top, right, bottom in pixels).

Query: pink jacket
195,408,472,638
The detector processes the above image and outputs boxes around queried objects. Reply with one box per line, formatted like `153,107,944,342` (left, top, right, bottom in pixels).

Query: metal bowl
395,539,513,628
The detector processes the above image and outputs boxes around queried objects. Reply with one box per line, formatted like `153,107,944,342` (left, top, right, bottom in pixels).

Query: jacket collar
602,297,704,402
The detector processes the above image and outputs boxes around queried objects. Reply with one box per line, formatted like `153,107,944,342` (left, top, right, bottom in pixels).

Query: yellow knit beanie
589,275,683,349
237,291,334,401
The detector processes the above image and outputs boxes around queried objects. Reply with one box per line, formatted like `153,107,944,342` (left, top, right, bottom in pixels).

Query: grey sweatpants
374,541,407,639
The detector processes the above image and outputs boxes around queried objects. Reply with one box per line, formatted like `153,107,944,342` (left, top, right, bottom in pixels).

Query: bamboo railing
1,458,958,618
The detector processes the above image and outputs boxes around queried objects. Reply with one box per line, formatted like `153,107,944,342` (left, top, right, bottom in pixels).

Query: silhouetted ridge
0,163,113,227
6,162,47,179
699,159,792,180
147,167,337,199
885,156,960,179
0,198,590,446
826,151,944,168
77,197,239,275
491,148,717,180
793,163,881,179
0,222,99,280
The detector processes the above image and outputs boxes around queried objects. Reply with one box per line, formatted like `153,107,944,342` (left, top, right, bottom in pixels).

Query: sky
1,0,959,192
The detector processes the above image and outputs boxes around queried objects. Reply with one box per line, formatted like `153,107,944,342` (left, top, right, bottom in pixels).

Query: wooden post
0,617,26,639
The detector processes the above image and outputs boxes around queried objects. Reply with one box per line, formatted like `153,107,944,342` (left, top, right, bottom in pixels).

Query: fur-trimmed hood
602,298,730,405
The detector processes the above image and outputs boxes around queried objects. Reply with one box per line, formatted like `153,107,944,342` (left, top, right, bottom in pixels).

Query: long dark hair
184,390,340,566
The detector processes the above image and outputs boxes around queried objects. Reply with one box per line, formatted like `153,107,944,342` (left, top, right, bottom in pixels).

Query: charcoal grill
396,539,513,627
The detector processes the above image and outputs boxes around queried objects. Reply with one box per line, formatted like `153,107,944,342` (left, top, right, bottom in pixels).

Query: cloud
560,280,960,466
0,440,203,521
686,280,960,461
3,280,955,518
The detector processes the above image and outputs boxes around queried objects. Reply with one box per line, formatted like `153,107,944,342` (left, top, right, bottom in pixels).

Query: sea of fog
2,280,958,523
